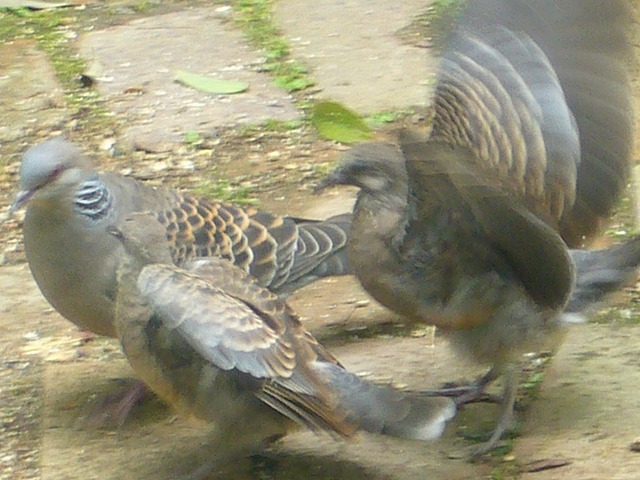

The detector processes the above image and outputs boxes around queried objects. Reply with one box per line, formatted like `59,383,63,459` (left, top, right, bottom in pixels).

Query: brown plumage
111,212,455,476
160,194,350,292
430,0,634,247
319,0,636,454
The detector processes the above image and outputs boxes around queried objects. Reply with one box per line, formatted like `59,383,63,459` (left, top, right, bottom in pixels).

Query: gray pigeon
11,138,351,337
111,211,455,477
319,0,635,454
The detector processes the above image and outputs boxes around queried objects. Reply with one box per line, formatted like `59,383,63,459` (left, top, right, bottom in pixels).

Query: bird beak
314,168,350,193
9,189,33,214
106,225,124,241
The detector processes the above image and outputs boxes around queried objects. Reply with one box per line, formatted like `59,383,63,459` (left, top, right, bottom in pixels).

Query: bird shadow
148,445,395,480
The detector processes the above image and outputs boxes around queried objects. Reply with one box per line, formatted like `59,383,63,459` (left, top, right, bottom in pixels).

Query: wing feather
137,264,297,379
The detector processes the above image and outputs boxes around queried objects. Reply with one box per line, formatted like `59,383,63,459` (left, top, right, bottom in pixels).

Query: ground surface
1,1,640,479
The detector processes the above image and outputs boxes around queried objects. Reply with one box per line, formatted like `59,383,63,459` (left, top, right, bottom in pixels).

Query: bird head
11,138,95,212
316,142,408,204
107,212,174,266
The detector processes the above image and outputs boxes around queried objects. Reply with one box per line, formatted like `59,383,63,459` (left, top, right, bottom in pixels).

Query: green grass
261,118,304,131
366,109,415,128
489,463,521,480
233,0,314,92
131,0,151,13
184,131,203,145
0,8,115,134
193,177,259,206
426,0,465,50
234,119,305,138
0,8,26,40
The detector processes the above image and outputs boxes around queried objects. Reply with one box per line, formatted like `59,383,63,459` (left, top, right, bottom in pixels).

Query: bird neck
73,176,113,221
353,192,409,252
112,257,155,372
116,255,141,285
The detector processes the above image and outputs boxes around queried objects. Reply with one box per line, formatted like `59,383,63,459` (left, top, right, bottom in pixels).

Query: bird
11,138,351,338
110,211,455,478
10,137,351,424
318,0,635,454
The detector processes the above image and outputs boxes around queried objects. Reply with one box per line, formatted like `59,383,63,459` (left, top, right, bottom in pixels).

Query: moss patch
233,0,314,93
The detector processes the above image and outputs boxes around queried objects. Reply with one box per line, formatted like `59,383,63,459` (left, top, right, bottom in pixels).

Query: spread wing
431,0,633,243
430,20,579,224
459,0,634,244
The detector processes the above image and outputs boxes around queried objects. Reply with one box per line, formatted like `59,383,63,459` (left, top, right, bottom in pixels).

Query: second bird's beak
106,225,124,241
314,169,350,193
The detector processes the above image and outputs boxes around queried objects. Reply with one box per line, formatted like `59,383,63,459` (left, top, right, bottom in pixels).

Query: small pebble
629,439,640,452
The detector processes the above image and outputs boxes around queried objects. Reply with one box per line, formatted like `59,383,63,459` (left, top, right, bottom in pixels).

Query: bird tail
565,235,640,316
276,214,352,294
315,362,455,441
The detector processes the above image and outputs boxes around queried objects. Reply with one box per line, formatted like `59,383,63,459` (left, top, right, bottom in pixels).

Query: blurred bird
110,212,455,478
11,138,351,424
319,0,636,454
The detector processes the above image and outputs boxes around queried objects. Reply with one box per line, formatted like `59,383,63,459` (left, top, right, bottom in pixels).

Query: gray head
317,142,408,203
107,212,173,266
11,138,95,211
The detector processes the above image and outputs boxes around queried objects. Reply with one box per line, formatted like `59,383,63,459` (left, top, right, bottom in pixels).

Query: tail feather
275,215,352,294
316,362,455,441
566,235,640,314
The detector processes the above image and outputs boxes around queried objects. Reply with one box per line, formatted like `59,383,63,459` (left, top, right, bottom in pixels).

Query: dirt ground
2,1,640,480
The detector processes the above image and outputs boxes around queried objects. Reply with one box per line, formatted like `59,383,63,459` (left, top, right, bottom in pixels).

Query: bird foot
78,378,153,429
447,438,509,461
453,367,520,459
419,382,500,406
420,368,501,406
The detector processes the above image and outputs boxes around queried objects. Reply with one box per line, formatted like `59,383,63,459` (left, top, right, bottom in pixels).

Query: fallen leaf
523,458,572,472
0,0,71,8
311,101,372,143
174,70,248,95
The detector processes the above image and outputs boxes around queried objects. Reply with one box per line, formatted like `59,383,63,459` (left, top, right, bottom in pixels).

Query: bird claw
420,367,501,405
447,439,509,461
419,383,500,406
77,378,153,429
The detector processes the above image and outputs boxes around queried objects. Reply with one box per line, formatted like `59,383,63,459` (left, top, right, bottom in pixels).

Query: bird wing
401,133,575,312
183,256,344,367
430,18,579,224
153,193,350,292
403,0,633,308
457,0,634,244
103,170,351,292
137,263,296,379
138,261,353,436
276,215,351,292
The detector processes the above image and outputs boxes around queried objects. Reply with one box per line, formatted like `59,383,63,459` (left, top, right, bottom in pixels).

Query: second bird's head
316,142,408,201
107,212,173,266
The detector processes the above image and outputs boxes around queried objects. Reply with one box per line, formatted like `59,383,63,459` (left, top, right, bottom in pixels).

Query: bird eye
48,163,65,183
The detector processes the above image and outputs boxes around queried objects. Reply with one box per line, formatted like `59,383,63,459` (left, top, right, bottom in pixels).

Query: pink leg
81,379,155,429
